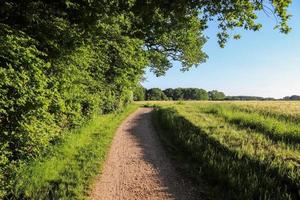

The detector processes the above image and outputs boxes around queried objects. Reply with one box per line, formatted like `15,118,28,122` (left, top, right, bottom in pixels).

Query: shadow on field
151,107,300,200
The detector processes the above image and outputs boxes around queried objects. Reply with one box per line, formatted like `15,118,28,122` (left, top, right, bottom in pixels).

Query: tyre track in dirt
90,107,203,200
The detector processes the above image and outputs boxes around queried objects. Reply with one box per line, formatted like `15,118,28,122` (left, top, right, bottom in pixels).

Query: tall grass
203,104,300,146
7,105,138,200
230,101,300,124
153,102,300,199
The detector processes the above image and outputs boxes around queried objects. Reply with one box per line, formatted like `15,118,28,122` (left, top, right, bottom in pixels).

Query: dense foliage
0,20,144,198
135,87,217,101
153,101,300,199
12,105,138,200
208,90,226,100
133,84,147,101
164,88,209,100
146,88,169,101
0,0,293,198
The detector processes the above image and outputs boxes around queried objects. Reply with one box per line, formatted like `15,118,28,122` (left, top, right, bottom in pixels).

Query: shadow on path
125,108,205,200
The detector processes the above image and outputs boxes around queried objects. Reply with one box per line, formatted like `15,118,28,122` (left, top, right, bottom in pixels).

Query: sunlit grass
152,101,300,199
10,105,139,200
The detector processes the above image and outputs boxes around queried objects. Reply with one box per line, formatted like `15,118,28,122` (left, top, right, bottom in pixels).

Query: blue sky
142,1,300,98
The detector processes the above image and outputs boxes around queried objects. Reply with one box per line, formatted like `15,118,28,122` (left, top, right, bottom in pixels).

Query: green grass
202,104,300,146
227,101,300,124
8,104,138,200
152,101,300,200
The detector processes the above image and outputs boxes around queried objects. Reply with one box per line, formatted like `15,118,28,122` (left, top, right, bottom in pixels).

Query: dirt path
90,108,203,200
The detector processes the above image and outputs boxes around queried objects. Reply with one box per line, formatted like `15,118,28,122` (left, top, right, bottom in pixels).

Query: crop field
151,101,300,199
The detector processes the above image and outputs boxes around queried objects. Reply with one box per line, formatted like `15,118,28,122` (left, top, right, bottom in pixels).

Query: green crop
153,101,300,199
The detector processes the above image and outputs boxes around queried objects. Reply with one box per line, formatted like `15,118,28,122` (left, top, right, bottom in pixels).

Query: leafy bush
0,22,144,197
9,105,138,200
0,26,60,196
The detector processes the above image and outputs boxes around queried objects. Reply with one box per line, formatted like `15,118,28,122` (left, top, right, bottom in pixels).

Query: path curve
90,108,203,200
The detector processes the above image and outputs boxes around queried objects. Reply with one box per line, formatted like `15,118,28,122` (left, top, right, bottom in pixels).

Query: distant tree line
134,86,300,101
133,86,225,101
225,96,276,101
283,95,300,100
226,95,300,101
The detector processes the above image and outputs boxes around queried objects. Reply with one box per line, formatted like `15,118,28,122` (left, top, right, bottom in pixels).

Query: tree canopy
135,87,216,101
133,84,147,101
163,88,209,100
146,88,169,100
208,90,226,100
0,0,292,76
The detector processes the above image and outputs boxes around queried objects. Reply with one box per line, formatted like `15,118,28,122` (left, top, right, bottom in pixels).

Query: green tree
163,88,175,100
209,90,226,100
173,88,185,100
0,0,292,76
163,88,209,100
133,84,146,101
129,0,292,74
146,88,168,100
195,89,209,100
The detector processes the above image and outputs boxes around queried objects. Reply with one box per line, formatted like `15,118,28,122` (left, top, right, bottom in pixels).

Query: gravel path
90,108,203,200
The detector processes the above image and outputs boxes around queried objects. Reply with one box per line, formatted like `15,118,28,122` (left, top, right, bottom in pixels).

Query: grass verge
8,104,138,200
